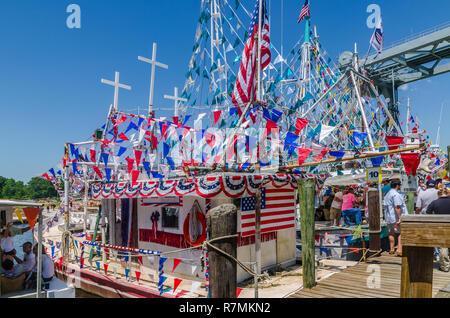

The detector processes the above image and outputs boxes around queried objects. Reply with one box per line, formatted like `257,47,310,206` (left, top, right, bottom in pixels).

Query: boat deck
289,252,450,298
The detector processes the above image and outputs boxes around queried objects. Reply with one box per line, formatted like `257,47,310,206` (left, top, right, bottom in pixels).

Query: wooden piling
206,204,238,298
298,178,316,289
368,188,381,254
401,246,434,298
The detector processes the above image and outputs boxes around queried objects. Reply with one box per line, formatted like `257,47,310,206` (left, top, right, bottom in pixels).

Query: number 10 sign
366,167,382,183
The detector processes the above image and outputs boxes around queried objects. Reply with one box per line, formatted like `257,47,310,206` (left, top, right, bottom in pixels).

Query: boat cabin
91,173,299,282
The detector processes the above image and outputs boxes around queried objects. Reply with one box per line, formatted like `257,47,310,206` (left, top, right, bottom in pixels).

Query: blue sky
0,0,448,182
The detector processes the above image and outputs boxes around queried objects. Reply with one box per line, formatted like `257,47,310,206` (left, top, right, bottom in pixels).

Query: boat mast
436,102,444,146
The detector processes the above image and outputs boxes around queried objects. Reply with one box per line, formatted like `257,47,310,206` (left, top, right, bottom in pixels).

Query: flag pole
257,0,263,101
255,0,264,297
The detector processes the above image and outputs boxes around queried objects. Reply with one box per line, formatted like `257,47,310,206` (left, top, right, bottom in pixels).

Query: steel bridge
340,22,450,126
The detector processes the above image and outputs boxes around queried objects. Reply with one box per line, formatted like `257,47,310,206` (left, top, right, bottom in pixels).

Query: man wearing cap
11,241,36,273
426,188,450,272
416,179,438,214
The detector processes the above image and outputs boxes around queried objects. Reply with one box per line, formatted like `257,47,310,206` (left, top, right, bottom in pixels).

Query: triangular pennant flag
125,157,134,174
329,151,345,159
22,207,39,230
400,153,421,176
14,209,24,224
104,168,111,183
159,257,168,271
237,288,243,298
134,150,142,169
295,118,309,135
125,268,130,279
353,131,368,148
90,149,97,162
95,261,101,271
173,278,182,293
93,166,103,179
190,281,201,293
137,256,143,265
158,275,168,287
103,263,109,275
370,156,384,167
117,147,127,157
135,271,141,283
319,125,335,143
119,132,130,141
386,136,404,151
101,153,109,167
213,110,222,126
172,258,182,272
298,148,312,166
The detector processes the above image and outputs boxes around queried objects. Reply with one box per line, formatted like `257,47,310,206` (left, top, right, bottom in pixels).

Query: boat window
162,207,179,228
0,210,6,227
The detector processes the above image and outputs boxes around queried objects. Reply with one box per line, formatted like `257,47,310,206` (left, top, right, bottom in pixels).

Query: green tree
26,177,57,200
0,176,7,194
1,178,28,200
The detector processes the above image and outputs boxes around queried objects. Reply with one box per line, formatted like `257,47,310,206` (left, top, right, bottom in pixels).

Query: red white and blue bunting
91,174,301,200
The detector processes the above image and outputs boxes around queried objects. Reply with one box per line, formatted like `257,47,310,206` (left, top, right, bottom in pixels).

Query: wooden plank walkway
289,252,450,298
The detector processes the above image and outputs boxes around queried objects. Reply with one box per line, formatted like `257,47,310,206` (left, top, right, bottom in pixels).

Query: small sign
366,167,382,183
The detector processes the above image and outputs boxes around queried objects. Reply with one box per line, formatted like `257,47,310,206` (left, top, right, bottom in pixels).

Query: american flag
297,0,310,23
240,188,296,237
232,0,271,106
370,17,383,55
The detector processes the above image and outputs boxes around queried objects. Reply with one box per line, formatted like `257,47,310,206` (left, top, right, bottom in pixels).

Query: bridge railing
383,21,450,51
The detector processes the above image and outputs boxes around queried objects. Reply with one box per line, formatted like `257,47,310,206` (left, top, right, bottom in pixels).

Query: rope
202,236,268,279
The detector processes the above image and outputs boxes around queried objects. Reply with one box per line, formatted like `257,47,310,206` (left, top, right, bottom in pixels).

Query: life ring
183,211,207,247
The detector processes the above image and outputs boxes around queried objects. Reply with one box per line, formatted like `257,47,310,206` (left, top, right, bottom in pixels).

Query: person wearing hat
11,241,36,274
416,179,439,214
1,222,31,262
426,188,450,272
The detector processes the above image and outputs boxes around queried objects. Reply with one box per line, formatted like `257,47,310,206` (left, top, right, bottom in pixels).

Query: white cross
138,43,169,117
164,87,187,117
101,72,132,111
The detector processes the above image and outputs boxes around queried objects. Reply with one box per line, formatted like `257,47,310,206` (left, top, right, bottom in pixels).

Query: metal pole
254,186,262,298
350,70,376,151
257,0,263,101
83,165,88,234
36,208,43,298
352,71,403,135
64,163,70,232
101,204,107,264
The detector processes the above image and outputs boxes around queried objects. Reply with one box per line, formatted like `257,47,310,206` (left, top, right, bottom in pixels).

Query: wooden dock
289,252,450,298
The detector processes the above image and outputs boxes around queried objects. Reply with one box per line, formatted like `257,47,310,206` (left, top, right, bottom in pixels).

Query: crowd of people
318,185,372,227
317,177,449,273
0,222,54,292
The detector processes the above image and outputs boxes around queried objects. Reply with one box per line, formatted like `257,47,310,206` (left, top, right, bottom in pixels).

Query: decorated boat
38,0,447,298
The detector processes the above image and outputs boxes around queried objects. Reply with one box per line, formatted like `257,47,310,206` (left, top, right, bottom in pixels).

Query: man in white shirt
330,187,344,226
416,180,438,214
12,242,36,273
415,179,425,208
26,244,54,290
384,179,408,256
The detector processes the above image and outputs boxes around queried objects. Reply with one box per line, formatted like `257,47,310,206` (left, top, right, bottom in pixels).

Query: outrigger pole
281,144,425,170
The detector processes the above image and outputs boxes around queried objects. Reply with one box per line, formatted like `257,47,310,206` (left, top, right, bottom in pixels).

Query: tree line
0,176,58,200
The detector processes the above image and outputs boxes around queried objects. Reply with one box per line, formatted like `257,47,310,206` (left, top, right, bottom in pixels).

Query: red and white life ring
183,211,207,247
